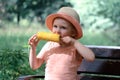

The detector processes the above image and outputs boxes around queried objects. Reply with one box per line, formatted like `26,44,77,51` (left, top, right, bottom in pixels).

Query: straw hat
45,7,83,39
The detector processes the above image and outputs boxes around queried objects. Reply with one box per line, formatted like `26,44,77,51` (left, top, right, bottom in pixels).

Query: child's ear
71,30,77,38
71,25,77,38
72,34,77,38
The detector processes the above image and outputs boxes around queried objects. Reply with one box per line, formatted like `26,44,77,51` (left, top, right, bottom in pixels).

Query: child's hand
28,34,39,48
60,36,76,45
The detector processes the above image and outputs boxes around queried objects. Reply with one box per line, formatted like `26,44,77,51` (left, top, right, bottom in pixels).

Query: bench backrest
78,45,120,80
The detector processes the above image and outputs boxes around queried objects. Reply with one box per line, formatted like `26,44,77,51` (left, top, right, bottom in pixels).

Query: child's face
52,18,76,38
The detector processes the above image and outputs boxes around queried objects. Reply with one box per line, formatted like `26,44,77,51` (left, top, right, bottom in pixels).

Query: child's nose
55,28,61,34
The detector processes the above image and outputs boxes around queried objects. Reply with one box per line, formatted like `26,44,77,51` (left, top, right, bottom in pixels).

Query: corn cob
36,32,60,42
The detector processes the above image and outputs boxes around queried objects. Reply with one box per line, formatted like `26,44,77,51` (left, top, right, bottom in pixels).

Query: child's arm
61,36,95,61
28,35,44,70
74,41,95,61
29,47,44,70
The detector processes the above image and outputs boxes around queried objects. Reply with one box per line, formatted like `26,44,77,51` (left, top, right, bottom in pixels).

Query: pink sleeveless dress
37,41,83,80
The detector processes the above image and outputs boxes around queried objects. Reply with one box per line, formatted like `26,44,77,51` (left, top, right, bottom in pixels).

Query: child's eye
61,26,66,29
53,25,57,28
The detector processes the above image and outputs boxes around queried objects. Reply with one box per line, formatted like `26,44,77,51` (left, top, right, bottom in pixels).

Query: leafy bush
0,49,37,80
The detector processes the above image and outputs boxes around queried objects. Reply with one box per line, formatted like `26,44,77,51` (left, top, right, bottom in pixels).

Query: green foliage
0,0,72,24
0,23,46,79
0,49,27,79
69,0,120,46
0,49,45,80
97,0,120,25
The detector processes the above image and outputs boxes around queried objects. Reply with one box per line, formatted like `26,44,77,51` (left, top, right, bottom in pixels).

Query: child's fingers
60,37,70,44
61,36,75,44
28,34,38,45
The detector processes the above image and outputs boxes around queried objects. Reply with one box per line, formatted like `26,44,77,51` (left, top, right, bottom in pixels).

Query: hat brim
45,13,83,39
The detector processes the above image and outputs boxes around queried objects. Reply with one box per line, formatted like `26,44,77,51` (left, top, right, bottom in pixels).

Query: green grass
80,29,119,46
0,22,119,52
0,23,48,52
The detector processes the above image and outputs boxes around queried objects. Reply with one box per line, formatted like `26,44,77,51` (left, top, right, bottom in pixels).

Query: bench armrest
18,75,44,80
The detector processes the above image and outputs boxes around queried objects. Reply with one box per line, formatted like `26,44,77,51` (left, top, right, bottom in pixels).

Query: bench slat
80,75,120,80
89,46,120,59
79,46,120,76
78,59,120,75
18,75,44,80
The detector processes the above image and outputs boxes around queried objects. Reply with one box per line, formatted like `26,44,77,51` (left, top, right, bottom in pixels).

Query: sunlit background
0,0,120,79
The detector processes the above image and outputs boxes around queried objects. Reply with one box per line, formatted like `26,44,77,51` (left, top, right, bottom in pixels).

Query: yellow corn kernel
36,32,60,42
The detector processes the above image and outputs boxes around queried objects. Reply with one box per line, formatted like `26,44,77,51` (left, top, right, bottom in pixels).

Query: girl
28,7,95,80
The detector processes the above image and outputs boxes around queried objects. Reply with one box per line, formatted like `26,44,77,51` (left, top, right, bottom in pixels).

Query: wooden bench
18,45,120,80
